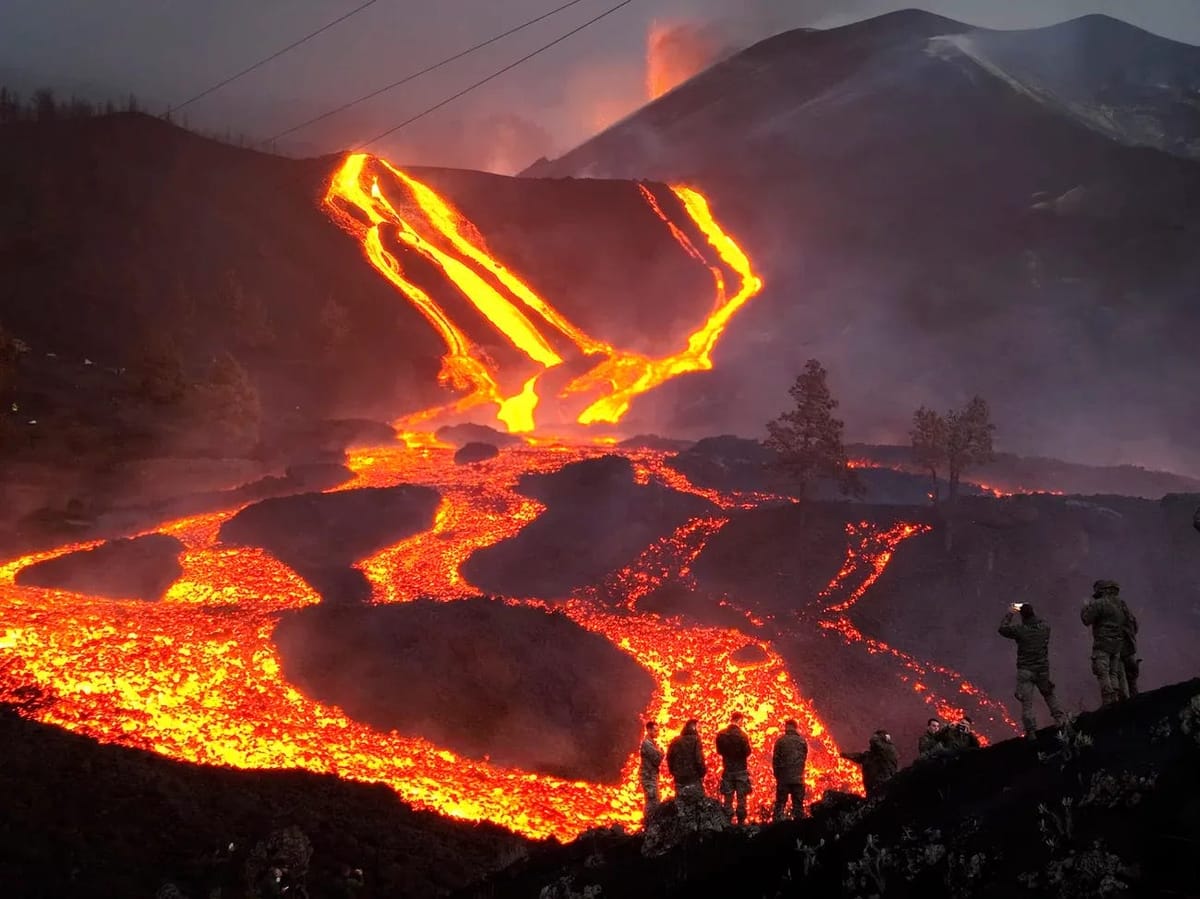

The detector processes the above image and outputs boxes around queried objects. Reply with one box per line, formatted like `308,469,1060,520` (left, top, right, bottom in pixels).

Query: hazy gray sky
2,0,1198,170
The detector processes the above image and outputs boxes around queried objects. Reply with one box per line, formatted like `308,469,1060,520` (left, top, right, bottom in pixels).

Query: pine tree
764,359,862,500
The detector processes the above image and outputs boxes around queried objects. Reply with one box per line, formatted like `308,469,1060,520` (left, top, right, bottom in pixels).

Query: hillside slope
0,702,530,899
524,11,1200,476
456,678,1200,898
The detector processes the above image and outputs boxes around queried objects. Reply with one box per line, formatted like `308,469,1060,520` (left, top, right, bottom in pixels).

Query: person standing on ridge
716,711,753,824
1081,580,1129,706
999,602,1067,740
1112,587,1141,697
771,719,809,821
666,719,707,796
639,720,664,821
841,729,899,799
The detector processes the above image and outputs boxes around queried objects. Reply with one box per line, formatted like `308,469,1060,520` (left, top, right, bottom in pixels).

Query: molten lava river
0,154,1017,842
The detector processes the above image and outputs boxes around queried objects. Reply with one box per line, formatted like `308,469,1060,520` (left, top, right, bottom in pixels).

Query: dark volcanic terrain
526,11,1200,477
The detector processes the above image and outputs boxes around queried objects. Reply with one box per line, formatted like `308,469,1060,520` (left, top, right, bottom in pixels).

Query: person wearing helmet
1081,580,1129,706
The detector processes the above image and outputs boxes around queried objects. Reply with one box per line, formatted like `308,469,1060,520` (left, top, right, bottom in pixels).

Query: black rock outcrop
454,442,500,465
14,533,184,601
455,678,1200,898
272,597,654,782
461,455,715,600
218,485,440,603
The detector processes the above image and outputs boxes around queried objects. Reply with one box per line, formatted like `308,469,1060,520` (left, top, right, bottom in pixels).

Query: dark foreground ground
0,700,533,899
456,679,1200,899
2,678,1197,898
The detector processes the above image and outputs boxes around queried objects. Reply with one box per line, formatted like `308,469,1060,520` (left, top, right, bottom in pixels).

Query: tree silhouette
764,359,862,500
910,406,947,502
909,397,995,500
945,396,995,499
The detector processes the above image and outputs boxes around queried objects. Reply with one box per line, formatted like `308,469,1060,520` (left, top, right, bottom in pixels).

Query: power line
170,0,382,114
355,0,634,149
266,0,593,144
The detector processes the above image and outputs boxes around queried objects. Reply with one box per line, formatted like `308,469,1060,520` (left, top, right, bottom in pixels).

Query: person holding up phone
999,602,1067,740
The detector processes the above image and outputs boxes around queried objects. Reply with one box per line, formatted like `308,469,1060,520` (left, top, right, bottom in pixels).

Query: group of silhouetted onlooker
997,579,1141,740
639,713,810,825
636,579,1146,828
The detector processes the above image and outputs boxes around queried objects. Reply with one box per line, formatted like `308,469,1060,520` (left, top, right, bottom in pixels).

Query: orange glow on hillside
646,20,722,100
0,157,1024,847
323,154,763,434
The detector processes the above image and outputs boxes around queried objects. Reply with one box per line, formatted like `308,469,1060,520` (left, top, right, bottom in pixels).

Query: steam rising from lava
646,20,728,99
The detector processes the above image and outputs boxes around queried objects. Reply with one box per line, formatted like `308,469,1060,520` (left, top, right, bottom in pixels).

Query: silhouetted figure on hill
771,719,809,821
1082,580,1129,706
666,719,707,796
639,720,664,821
999,603,1067,739
715,711,752,824
918,717,949,758
841,729,899,799
1114,591,1141,697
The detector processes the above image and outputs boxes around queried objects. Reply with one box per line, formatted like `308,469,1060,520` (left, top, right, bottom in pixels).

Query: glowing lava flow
0,443,866,841
323,154,763,433
809,522,1021,734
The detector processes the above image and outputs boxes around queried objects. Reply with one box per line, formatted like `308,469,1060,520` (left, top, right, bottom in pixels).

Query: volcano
525,10,1200,476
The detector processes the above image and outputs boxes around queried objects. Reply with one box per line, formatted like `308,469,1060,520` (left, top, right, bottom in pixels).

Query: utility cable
266,0,593,144
355,0,634,149
170,0,382,114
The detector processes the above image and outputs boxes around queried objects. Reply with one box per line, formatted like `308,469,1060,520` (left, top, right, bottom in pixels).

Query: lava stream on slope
323,154,763,433
0,444,852,841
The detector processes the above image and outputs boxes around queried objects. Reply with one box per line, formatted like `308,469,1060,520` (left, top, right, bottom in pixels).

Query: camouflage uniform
771,723,808,821
639,734,664,819
1081,581,1129,706
918,724,947,759
943,721,981,752
841,730,899,799
716,722,752,824
1115,595,1140,697
998,609,1066,737
666,721,707,794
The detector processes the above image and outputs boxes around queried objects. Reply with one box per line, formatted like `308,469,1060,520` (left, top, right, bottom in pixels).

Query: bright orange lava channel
323,153,763,433
1,443,865,842
0,157,1017,843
